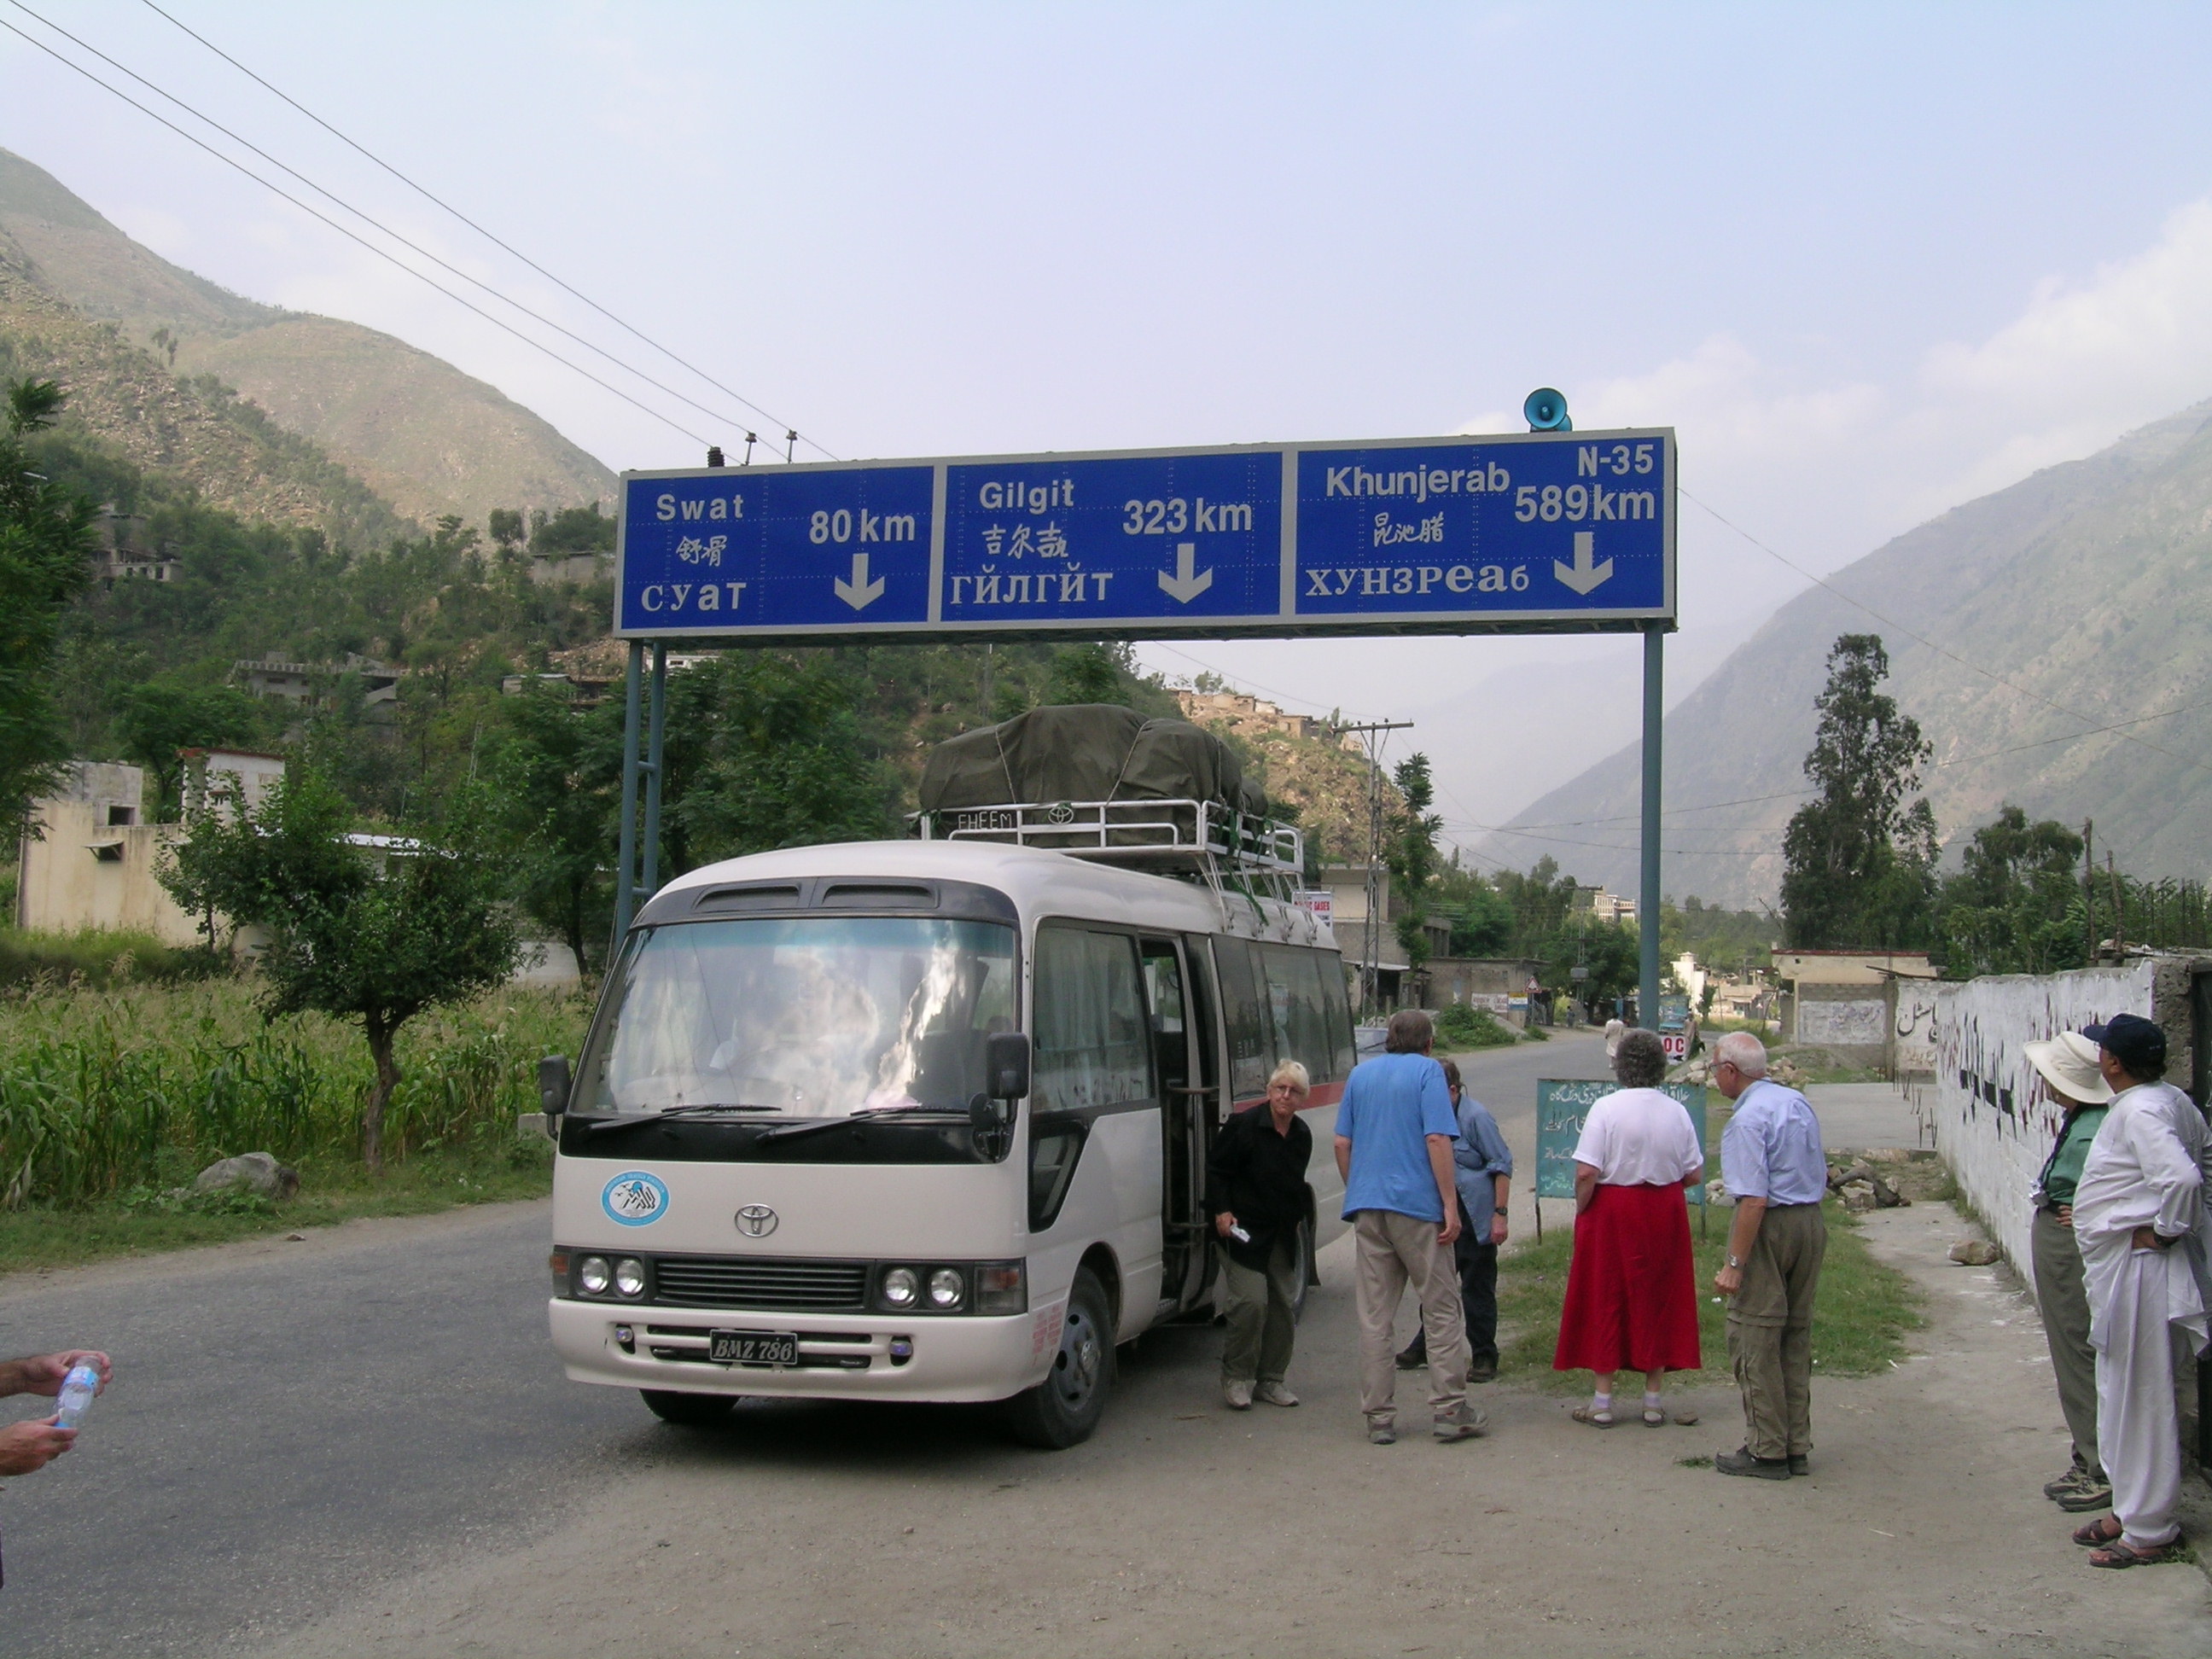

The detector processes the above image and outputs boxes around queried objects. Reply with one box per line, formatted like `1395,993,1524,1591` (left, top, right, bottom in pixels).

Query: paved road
0,1028,1602,1656
0,1207,641,1655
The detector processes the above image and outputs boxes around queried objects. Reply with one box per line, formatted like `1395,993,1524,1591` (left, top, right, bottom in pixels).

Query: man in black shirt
1208,1061,1315,1410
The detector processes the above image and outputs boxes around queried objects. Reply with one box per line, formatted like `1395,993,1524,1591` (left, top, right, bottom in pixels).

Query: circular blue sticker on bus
602,1171,669,1226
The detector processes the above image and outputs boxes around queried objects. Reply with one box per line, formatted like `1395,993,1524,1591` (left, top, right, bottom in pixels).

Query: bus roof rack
912,796,1305,902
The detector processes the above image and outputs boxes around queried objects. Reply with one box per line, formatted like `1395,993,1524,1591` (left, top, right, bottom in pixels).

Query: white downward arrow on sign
1157,542,1214,603
833,552,886,610
1552,530,1615,596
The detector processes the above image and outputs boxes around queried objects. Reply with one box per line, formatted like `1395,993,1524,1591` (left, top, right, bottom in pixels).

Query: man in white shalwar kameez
2068,1014,2212,1569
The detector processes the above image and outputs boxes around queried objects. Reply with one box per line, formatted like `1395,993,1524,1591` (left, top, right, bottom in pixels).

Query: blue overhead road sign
614,428,1672,640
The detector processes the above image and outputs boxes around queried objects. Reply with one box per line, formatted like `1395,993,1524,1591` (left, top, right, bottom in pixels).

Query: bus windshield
579,916,1017,1119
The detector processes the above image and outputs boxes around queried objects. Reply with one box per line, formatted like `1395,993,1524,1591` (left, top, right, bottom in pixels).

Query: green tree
117,678,265,819
1492,856,1582,957
1386,753,1441,970
1431,853,1514,957
486,681,620,978
1544,915,1640,1019
163,770,523,1167
1936,805,2087,977
1780,634,1937,949
0,380,96,835
1045,643,1126,705
673,654,896,864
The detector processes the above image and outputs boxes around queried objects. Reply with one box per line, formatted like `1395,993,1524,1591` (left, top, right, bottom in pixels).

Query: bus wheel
641,1389,734,1426
1289,1216,1317,1323
1004,1267,1114,1449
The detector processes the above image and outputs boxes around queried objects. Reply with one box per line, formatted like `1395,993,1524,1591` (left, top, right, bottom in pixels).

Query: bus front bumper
547,1297,1056,1403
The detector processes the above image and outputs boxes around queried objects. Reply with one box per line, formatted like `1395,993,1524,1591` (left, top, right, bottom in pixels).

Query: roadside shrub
0,926,221,990
1433,1002,1518,1050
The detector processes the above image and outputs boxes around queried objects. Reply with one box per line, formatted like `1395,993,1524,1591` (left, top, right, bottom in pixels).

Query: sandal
1642,1407,1667,1428
2088,1540,2179,1569
1570,1404,1615,1428
2071,1516,2122,1547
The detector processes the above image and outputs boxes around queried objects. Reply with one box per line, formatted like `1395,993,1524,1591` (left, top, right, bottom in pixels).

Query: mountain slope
0,148,617,527
0,240,411,545
1482,400,2212,907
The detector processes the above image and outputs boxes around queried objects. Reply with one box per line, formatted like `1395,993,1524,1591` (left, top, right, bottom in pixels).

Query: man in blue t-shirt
1335,1009,1485,1445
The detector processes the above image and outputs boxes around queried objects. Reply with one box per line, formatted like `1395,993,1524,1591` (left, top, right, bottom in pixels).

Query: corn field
0,980,591,1208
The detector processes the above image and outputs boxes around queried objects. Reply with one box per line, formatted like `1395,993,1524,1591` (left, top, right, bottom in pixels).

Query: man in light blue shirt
1712,1031,1828,1480
1334,1010,1485,1445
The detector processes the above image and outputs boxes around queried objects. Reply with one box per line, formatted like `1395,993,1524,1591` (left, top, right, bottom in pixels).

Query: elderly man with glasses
1710,1031,1827,1480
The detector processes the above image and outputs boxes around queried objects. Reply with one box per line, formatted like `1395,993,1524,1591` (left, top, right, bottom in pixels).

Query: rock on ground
194,1151,300,1201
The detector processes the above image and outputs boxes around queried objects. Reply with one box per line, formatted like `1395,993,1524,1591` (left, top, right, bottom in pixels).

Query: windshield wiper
582,1103,782,1138
754,1104,966,1147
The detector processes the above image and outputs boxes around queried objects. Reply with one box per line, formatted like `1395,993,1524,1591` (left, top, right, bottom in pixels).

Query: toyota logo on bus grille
735,1205,779,1237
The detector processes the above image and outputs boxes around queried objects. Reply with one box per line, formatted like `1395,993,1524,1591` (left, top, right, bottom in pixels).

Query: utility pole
2082,818,2095,961
1336,719,1414,1016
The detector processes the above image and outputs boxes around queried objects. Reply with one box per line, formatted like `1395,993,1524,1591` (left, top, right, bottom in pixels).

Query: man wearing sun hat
2067,1013,2211,1569
2021,1029,2112,1515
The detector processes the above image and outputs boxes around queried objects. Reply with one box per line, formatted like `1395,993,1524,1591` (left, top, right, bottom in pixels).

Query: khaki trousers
1353,1208,1469,1425
1726,1201,1825,1461
2029,1206,2103,1481
1219,1235,1300,1387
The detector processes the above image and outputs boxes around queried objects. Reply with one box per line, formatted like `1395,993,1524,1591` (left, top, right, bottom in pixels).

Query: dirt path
259,1199,2212,1658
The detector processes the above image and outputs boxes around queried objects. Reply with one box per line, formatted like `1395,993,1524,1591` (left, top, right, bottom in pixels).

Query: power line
7,0,810,454
134,0,836,462
0,15,722,449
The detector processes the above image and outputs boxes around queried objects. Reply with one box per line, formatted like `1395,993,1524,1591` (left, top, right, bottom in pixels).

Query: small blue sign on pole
614,428,1672,642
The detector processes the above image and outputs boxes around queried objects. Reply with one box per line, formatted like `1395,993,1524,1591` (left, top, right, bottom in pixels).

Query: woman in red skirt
1554,1028,1706,1427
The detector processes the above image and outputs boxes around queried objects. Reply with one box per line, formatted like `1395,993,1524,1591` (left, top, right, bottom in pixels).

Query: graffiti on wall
1894,983,1939,1074
1798,998,1887,1047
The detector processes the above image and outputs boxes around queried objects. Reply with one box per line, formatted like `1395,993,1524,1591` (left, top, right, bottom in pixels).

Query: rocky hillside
0,242,410,546
1174,690,1396,868
1485,399,2212,907
0,148,616,529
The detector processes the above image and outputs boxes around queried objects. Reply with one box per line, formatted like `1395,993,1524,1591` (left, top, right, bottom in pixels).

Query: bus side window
1033,927,1153,1112
1257,944,1333,1084
1214,939,1270,1102
1320,956,1356,1080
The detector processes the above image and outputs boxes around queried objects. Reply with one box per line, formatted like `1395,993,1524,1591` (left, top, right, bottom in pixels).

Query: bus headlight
614,1257,648,1298
927,1267,964,1309
578,1254,612,1295
880,1266,919,1308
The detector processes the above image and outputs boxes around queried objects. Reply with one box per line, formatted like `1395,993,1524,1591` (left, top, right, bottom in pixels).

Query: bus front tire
641,1388,735,1426
1004,1267,1114,1449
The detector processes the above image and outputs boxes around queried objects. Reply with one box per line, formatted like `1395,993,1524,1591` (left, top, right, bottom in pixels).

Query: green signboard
1535,1079,1708,1203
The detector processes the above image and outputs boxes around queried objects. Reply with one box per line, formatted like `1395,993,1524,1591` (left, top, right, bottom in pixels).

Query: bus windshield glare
580,917,1017,1119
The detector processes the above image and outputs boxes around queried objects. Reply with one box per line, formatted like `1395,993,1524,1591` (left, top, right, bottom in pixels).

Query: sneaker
1433,1404,1489,1441
1714,1446,1792,1481
1254,1382,1300,1407
1223,1379,1253,1411
1394,1346,1426,1370
1788,1454,1810,1476
2056,1481,2114,1513
1368,1423,1397,1446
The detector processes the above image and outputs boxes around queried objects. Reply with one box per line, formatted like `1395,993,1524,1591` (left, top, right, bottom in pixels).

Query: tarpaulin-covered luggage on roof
918,704,1265,818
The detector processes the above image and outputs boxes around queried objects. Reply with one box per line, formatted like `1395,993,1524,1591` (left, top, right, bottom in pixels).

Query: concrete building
1313,861,1450,1010
235,655,403,714
15,763,200,944
1773,948,1939,1069
1173,688,1357,751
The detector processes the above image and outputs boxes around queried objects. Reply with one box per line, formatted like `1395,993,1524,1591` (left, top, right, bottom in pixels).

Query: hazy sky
9,2,2212,863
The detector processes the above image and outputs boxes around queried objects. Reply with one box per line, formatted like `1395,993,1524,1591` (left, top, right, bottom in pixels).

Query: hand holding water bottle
0,1348,112,1476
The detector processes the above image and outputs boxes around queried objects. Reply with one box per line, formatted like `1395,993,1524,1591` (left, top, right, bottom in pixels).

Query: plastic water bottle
52,1364,98,1430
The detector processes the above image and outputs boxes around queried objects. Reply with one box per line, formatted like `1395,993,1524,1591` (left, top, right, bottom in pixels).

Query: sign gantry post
604,425,1678,991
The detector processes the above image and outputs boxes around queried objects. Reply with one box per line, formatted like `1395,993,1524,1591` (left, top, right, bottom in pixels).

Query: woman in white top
1554,1029,1707,1427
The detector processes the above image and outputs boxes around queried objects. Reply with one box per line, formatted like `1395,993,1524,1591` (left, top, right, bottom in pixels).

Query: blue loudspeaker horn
1523,387,1572,432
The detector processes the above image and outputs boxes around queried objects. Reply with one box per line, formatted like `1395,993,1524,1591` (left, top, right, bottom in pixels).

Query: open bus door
1141,935,1217,1317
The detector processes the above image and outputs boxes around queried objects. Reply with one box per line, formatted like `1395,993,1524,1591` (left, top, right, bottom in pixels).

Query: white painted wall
1931,961,2152,1269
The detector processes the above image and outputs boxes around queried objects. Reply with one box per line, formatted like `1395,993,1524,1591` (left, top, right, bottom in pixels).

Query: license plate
708,1329,799,1367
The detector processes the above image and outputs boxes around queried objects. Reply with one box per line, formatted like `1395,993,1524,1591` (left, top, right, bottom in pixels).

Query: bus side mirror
986,1033,1031,1103
538,1055,573,1120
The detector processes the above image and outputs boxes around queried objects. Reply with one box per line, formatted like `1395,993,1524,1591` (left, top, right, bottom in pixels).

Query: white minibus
542,800,1353,1447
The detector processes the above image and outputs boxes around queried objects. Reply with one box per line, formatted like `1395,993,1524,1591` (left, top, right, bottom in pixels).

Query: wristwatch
1493,1207,1509,1215
1725,1254,1743,1269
